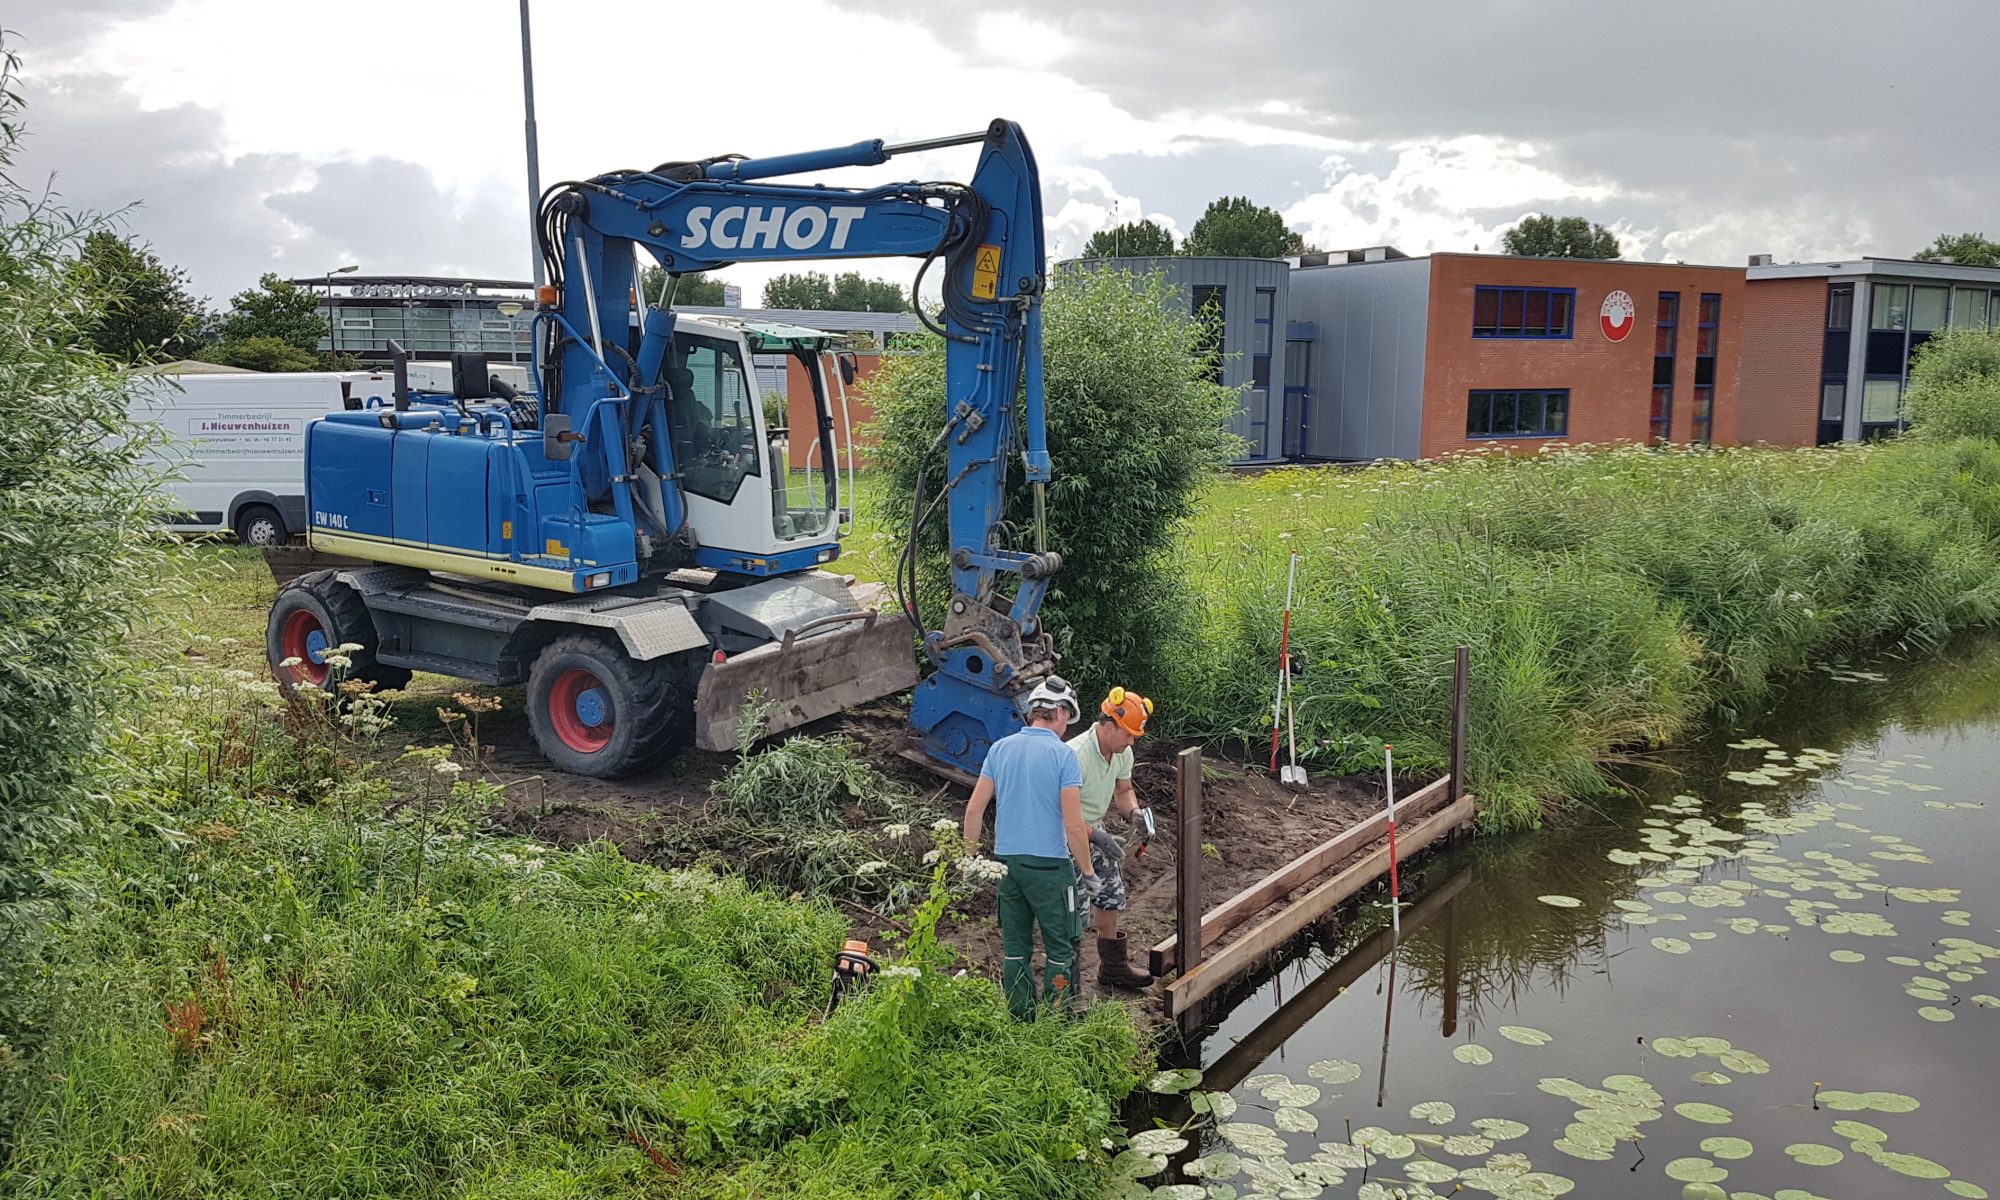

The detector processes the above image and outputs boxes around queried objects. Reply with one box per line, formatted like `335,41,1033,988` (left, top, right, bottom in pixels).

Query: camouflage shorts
1087,831,1129,912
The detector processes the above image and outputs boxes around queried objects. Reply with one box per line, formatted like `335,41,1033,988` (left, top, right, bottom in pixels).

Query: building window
1951,288,1993,331
1192,284,1225,384
1870,283,1909,331
1827,285,1853,331
1821,382,1846,423
1691,294,1719,445
1912,286,1950,333
1472,286,1575,338
1652,293,1678,445
1466,389,1569,439
1253,288,1275,354
1861,378,1903,426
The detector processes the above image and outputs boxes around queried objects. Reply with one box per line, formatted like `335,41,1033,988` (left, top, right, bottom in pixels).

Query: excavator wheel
266,570,414,695
525,634,689,778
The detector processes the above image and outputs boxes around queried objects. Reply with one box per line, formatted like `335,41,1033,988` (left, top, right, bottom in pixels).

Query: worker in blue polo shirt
961,676,1103,1019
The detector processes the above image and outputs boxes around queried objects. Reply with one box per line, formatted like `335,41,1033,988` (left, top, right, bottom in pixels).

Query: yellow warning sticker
972,244,1002,301
545,538,569,558
501,519,513,540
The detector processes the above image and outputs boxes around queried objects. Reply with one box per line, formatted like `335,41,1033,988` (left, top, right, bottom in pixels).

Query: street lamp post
325,264,359,359
495,301,525,364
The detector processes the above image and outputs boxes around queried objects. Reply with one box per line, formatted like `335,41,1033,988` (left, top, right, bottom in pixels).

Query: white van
131,362,537,545
131,371,378,545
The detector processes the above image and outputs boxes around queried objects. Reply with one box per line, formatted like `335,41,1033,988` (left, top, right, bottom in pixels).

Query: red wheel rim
280,610,330,687
547,667,613,753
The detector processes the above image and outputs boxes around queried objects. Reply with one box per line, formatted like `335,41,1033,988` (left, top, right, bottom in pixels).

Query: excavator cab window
670,333,762,505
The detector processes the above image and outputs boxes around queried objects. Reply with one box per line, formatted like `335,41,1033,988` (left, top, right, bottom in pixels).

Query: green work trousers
996,854,1080,1020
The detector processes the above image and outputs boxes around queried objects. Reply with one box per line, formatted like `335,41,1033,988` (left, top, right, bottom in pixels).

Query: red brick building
1288,252,1746,460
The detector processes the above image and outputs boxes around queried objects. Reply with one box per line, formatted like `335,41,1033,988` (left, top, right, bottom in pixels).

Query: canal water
1134,639,2000,1200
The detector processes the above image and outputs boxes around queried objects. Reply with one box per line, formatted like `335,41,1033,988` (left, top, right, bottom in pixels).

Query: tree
1502,214,1622,259
0,44,174,1038
637,267,727,306
73,231,209,363
1914,232,2000,267
762,271,910,312
1182,197,1307,258
215,273,327,351
195,336,321,372
863,268,1245,692
1083,219,1175,258
1905,327,2000,440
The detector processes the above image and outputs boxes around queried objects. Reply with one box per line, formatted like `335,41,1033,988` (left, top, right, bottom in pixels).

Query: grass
1149,438,2000,828
0,566,1146,1198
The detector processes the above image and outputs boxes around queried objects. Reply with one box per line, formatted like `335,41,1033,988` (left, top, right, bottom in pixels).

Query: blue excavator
266,120,1059,778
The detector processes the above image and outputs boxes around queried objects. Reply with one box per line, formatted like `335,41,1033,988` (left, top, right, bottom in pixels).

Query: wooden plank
895,746,978,791
1201,867,1472,1096
1449,645,1469,808
1168,794,1474,1016
1173,747,1203,1030
1149,774,1450,977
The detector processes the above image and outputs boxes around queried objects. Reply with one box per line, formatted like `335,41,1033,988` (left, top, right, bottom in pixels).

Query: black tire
266,569,414,694
234,504,289,548
525,634,687,778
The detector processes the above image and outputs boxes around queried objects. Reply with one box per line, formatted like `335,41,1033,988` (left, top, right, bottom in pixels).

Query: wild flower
930,817,956,834
278,656,303,669
433,761,463,779
876,964,921,979
856,860,890,875
955,855,1007,883
922,849,943,865
882,823,911,840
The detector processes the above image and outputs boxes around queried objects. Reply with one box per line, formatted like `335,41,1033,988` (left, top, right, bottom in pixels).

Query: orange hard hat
1101,686,1154,737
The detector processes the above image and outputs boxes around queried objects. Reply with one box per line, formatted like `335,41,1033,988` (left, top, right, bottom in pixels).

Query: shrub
864,266,1245,693
1905,327,2000,441
0,45,174,1037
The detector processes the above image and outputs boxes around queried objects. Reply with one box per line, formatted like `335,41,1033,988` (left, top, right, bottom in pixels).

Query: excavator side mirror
838,354,858,386
542,412,575,461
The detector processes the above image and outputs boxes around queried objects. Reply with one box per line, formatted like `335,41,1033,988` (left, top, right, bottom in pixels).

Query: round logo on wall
1600,290,1637,342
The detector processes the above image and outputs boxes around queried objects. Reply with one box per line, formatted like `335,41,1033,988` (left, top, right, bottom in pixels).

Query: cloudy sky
13,1,1994,306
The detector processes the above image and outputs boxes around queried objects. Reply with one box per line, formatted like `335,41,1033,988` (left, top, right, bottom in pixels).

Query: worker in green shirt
1068,686,1157,990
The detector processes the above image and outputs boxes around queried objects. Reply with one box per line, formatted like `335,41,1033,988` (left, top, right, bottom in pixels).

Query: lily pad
1499,1025,1554,1046
1454,1043,1495,1065
1675,1102,1734,1125
1944,1182,1989,1199
1266,1082,1321,1107
1554,1138,1614,1161
1918,1005,1956,1022
1973,994,2000,1008
1538,894,1583,908
1718,1049,1771,1074
1129,1129,1190,1155
1652,1036,1697,1058
1306,1058,1362,1084
1411,1100,1457,1125
1876,1151,1951,1179
1828,950,1866,963
1146,1068,1204,1093
1472,1117,1531,1141
1442,1134,1497,1156
1184,1151,1242,1180
1110,1148,1167,1179
1700,1136,1753,1160
1692,1071,1732,1086
1190,1091,1238,1119
1681,1185,1728,1200
1274,1106,1319,1133
1829,1120,1885,1142
1860,1090,1920,1113
1667,1157,1730,1183
1147,1186,1205,1200
1785,1143,1843,1166
1406,1160,1461,1184
1653,937,1694,954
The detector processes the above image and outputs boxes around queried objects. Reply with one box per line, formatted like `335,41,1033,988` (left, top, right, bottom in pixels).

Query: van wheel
235,505,289,547
526,635,688,778
267,570,412,694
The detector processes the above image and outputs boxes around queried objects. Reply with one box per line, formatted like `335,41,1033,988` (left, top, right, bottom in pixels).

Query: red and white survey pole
1268,552,1300,778
1385,742,1401,936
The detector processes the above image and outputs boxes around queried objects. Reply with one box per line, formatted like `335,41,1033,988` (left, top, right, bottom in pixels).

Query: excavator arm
533,119,1058,772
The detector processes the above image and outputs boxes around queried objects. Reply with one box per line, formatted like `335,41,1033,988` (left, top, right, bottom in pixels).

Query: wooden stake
1174,746,1203,1031
1449,644,1469,810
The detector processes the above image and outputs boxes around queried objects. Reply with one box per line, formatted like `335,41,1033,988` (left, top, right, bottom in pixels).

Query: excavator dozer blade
692,610,919,751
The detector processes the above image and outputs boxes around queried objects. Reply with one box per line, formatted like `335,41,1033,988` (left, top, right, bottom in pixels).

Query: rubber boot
1096,932,1155,990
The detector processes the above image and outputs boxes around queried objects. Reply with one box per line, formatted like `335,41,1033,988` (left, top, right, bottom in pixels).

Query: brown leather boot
1096,932,1155,990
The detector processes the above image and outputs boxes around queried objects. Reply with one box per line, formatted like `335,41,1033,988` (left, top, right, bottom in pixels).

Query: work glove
1079,872,1105,901
1089,825,1124,864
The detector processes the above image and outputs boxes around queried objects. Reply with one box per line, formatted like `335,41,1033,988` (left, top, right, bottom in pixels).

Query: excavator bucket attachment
693,608,918,750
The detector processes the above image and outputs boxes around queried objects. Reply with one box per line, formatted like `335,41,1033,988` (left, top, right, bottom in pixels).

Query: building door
1282,339,1313,458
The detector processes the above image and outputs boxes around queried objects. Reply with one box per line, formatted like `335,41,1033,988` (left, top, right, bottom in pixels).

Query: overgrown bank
0,665,1142,1198
1157,437,2000,829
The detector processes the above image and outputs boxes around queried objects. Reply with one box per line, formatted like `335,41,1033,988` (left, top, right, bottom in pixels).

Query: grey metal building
1285,251,1431,461
1068,256,1293,462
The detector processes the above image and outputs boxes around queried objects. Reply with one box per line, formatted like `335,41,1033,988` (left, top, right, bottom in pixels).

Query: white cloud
1041,165,1179,260
1284,137,1620,256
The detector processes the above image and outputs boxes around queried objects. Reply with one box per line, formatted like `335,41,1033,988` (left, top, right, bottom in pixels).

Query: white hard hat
1025,675,1080,720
